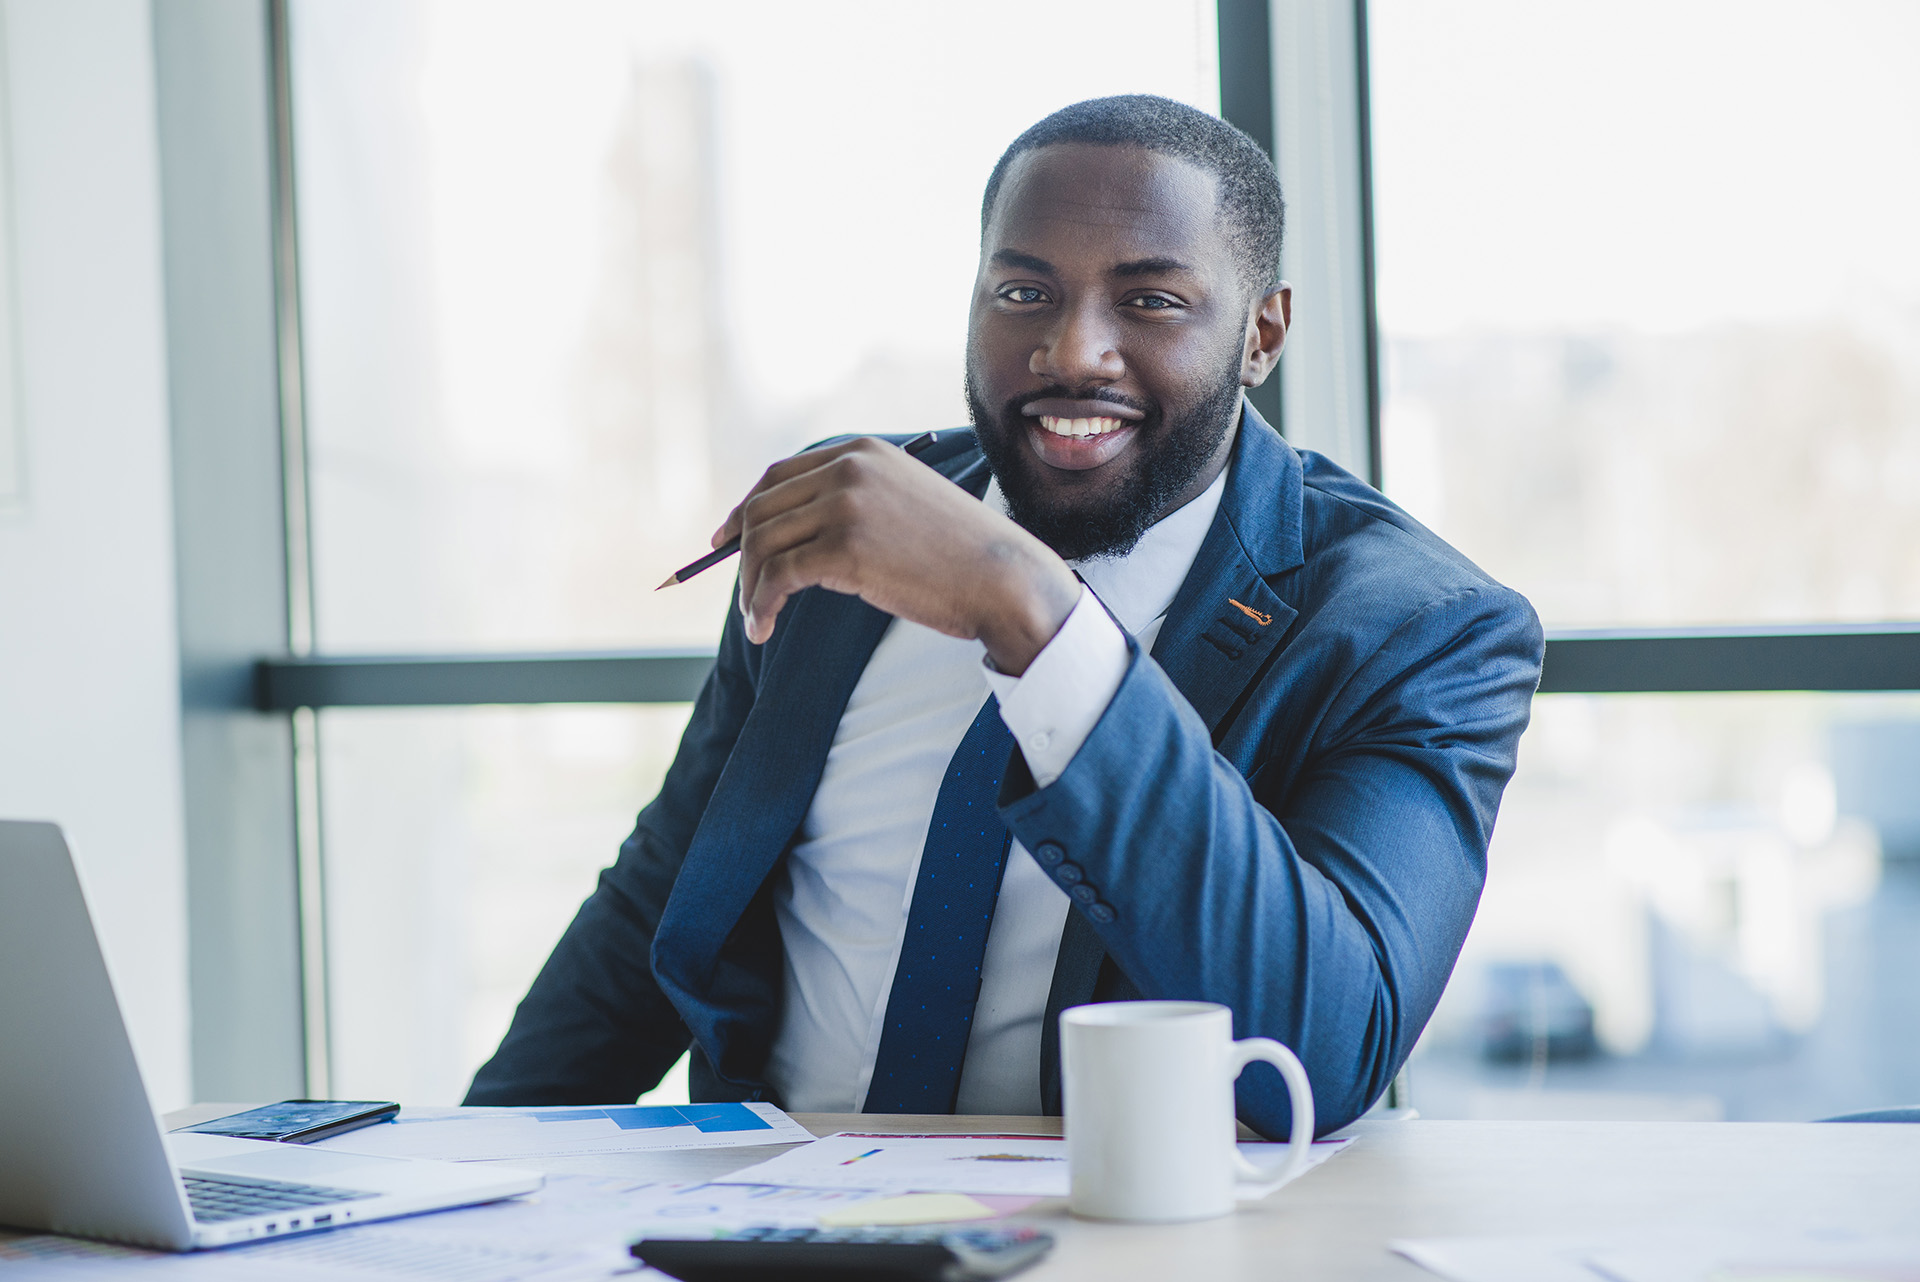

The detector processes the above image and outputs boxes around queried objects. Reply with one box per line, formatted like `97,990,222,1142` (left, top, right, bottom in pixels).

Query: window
1371,0,1920,629
319,704,692,1103
1420,692,1917,1120
288,0,1221,1102
1371,0,1920,1118
256,0,1920,1119
292,0,1220,654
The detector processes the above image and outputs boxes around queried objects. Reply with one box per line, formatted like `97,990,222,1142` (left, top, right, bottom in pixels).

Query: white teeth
1038,415,1125,439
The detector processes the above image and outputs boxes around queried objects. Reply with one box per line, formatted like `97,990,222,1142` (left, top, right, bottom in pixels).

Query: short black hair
980,95,1285,298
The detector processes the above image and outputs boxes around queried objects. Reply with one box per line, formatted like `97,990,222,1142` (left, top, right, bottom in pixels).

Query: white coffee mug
1060,1001,1314,1222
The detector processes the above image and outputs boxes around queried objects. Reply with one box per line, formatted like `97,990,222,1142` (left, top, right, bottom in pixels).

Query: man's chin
989,453,1146,561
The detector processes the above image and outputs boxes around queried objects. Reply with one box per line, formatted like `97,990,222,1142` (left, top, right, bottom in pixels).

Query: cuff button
1070,883,1098,904
1087,902,1117,924
1034,841,1065,866
1055,862,1084,885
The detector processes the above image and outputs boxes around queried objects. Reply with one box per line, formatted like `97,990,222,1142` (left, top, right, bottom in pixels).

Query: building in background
565,59,732,641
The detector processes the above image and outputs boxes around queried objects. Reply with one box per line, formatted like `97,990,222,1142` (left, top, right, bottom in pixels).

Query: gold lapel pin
1227,599,1273,627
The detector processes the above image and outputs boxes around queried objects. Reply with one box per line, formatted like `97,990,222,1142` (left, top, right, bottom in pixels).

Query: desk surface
165,1105,1918,1280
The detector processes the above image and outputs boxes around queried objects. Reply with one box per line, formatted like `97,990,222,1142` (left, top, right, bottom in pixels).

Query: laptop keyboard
184,1173,377,1223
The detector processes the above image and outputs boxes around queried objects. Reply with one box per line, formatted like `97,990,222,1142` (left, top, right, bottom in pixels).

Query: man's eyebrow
1111,255,1197,278
990,249,1056,274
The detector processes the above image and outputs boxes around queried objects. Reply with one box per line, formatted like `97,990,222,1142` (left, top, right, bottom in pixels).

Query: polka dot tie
862,696,1016,1114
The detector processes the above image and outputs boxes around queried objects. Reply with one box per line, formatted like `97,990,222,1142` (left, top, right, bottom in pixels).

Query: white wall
0,0,189,1108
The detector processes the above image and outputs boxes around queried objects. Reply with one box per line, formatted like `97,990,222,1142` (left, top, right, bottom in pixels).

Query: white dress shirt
765,465,1227,1114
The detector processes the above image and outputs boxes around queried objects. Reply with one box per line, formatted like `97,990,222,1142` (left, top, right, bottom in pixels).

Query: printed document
718,1131,1354,1198
313,1102,812,1163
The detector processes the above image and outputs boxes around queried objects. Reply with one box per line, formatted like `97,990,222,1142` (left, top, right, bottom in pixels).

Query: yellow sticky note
818,1193,998,1228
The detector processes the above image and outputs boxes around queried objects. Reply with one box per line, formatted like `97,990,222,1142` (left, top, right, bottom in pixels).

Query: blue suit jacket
466,407,1543,1136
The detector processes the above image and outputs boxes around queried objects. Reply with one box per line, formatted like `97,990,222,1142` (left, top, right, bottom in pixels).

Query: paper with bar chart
314,1102,812,1162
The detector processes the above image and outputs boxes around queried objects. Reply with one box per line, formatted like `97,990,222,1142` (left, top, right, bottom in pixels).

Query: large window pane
1370,1,1920,629
1413,693,1920,1121
292,0,1221,1100
290,0,1220,653
320,704,692,1104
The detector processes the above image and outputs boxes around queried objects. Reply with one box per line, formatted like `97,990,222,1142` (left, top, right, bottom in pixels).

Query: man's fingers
742,536,849,645
735,453,880,599
713,503,744,549
725,437,928,643
735,498,844,629
745,439,869,507
718,437,894,549
735,446,875,547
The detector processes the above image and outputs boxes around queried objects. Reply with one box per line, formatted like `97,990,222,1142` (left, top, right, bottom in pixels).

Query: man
467,95,1542,1137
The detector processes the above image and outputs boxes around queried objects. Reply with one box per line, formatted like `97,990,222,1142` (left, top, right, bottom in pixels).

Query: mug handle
1226,1037,1315,1190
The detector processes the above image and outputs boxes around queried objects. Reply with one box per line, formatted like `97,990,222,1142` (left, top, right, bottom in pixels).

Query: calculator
629,1223,1056,1281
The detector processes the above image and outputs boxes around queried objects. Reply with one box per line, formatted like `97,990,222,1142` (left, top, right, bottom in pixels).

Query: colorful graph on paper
314,1102,814,1162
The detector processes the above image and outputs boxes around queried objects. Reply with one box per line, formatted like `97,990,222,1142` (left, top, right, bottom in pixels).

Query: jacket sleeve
998,585,1543,1137
464,601,761,1105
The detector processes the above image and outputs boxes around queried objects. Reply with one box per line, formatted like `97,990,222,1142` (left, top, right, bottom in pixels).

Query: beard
966,354,1244,562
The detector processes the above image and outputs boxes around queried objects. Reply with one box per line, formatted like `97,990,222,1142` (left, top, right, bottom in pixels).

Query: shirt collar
983,463,1229,638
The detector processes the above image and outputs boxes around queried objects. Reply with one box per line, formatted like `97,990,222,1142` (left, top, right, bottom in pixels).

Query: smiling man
467,96,1544,1137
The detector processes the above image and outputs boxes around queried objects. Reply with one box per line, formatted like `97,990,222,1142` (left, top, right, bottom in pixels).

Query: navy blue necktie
863,696,1016,1113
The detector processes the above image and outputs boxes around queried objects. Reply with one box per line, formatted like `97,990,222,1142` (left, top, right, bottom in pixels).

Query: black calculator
629,1224,1055,1281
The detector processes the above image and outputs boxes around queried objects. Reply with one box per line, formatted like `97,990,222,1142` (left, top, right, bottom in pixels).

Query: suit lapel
653,587,891,998
1149,404,1303,737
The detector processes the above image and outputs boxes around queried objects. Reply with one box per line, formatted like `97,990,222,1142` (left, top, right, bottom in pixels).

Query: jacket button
1070,884,1098,904
1088,902,1117,924
1034,841,1065,866
1055,862,1084,885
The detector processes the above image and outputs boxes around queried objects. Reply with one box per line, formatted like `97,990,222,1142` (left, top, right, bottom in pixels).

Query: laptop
0,820,543,1250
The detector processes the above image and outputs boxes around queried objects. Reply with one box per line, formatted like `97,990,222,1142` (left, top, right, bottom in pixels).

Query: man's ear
1240,283,1292,388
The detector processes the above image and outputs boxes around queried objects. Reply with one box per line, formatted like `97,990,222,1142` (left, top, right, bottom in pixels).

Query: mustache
1003,385,1156,422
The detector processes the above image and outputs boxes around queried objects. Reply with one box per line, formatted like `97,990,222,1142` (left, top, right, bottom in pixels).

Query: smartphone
175,1099,400,1144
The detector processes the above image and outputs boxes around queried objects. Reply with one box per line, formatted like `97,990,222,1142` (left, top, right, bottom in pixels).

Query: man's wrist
983,588,1130,790
977,549,1081,676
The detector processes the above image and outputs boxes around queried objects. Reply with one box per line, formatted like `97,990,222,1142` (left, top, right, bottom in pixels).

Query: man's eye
998,286,1046,304
1127,295,1178,310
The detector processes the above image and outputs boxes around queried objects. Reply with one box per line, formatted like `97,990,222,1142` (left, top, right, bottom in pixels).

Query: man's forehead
985,143,1225,264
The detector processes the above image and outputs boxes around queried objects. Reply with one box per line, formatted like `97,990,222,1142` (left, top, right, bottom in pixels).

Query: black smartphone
174,1099,400,1144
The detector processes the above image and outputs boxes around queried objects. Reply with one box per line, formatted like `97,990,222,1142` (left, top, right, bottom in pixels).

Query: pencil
656,431,943,589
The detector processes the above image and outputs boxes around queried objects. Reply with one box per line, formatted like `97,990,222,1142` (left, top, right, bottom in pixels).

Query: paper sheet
314,1102,812,1163
1232,1136,1357,1198
715,1131,1353,1198
816,1193,1001,1227
1590,1236,1920,1282
1392,1233,1920,1282
1390,1235,1614,1282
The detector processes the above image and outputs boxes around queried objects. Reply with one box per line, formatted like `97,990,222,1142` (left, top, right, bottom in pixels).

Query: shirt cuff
981,587,1130,789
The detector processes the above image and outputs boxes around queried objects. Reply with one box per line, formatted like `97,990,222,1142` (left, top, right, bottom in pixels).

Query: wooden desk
165,1107,1919,1280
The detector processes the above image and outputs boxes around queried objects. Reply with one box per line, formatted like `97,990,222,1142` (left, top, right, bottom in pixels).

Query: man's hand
713,437,1082,676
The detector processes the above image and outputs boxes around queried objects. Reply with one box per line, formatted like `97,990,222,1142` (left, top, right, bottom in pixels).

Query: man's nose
1030,301,1124,386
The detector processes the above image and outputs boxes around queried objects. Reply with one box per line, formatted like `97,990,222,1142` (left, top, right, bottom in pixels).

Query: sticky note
818,1193,999,1227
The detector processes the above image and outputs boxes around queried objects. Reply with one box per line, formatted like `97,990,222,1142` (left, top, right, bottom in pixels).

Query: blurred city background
286,0,1920,1120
